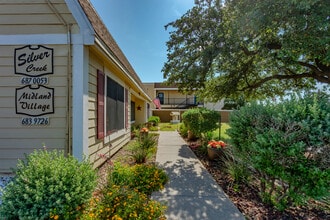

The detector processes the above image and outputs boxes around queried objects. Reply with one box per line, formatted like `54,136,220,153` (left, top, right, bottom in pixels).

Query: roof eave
95,37,152,102
65,0,95,45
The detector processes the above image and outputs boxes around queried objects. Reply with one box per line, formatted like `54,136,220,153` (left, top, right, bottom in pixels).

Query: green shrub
128,164,169,195
130,125,140,139
82,163,168,219
224,160,251,185
179,123,188,138
182,108,220,138
82,184,166,220
0,149,97,219
222,97,246,110
202,131,214,146
129,134,158,163
227,92,330,210
148,116,161,126
108,163,169,196
148,126,159,131
223,148,251,185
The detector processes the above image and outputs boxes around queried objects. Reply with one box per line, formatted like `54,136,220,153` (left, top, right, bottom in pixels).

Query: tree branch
242,72,316,91
241,46,258,56
296,61,323,74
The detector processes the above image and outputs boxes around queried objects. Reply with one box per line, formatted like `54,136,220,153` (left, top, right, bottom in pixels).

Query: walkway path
151,131,245,220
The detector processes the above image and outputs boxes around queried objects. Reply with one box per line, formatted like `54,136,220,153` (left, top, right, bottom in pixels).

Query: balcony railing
158,97,203,109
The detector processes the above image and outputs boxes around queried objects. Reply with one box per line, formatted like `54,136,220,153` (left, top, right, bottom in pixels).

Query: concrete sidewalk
151,131,245,220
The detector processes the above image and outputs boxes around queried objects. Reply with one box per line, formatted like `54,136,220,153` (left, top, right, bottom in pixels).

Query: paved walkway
151,131,245,220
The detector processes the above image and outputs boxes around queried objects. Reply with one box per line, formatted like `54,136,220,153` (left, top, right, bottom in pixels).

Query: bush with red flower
207,140,226,149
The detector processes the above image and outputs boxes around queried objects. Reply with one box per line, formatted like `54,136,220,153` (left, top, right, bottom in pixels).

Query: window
106,77,124,133
157,92,164,104
131,101,136,122
97,70,128,139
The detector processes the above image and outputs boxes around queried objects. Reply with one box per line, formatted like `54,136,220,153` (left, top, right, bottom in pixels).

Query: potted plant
207,140,226,160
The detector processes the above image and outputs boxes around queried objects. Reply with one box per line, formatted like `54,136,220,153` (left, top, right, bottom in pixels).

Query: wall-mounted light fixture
137,105,142,111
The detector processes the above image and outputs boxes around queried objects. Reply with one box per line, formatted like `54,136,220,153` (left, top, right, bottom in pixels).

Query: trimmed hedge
182,108,220,138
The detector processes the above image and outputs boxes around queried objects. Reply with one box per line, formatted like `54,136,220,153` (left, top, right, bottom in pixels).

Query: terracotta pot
207,147,222,160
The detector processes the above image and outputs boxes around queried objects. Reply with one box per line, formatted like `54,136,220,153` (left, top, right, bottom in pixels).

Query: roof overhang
95,37,152,102
65,0,95,45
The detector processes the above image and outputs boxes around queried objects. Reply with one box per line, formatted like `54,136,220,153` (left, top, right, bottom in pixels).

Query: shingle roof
78,0,146,92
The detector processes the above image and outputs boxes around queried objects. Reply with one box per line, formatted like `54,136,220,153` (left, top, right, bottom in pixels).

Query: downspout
66,26,73,156
46,0,72,155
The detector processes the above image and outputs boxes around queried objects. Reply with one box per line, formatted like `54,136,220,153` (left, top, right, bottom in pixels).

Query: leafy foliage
222,97,246,110
148,116,161,126
182,108,220,138
227,92,330,210
163,0,330,100
82,163,168,220
108,163,169,196
179,123,189,138
82,185,166,220
129,133,158,164
0,149,97,219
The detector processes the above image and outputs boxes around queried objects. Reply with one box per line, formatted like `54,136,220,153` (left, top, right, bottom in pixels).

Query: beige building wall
87,49,134,168
0,0,76,173
0,44,69,173
143,83,156,101
0,1,79,35
0,0,152,172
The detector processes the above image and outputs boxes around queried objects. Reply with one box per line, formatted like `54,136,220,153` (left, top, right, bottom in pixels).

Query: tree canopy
163,0,330,100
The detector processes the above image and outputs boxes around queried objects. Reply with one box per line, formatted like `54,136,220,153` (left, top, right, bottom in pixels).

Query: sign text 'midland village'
16,85,54,116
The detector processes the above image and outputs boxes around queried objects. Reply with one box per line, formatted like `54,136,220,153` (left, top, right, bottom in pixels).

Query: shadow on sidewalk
153,151,244,220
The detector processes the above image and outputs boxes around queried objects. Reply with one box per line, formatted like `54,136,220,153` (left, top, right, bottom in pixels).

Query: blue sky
90,0,195,82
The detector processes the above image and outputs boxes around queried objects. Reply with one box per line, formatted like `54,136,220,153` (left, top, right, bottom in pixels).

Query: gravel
0,176,13,205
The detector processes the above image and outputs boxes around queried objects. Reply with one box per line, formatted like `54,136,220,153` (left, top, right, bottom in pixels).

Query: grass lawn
157,122,231,141
211,123,230,140
158,123,181,131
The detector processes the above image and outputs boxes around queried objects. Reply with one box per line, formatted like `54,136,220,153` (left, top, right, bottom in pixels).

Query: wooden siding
0,0,78,35
0,45,69,173
87,50,132,168
0,0,148,172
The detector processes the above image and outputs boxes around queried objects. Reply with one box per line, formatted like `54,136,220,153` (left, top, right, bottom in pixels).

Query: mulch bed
189,142,330,220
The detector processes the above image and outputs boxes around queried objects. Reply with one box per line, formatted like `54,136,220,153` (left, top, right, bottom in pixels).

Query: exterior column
72,44,89,160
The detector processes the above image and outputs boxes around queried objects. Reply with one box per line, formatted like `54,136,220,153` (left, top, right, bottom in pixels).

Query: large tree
163,0,330,100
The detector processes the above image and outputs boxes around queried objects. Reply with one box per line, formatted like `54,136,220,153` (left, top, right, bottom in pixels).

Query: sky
89,0,195,83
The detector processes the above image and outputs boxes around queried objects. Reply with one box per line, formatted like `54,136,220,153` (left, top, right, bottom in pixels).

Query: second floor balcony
156,97,203,109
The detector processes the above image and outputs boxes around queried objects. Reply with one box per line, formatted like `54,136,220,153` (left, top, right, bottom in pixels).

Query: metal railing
160,97,203,109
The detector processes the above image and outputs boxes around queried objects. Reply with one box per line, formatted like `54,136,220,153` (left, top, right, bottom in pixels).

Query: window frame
97,69,128,141
130,101,136,123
